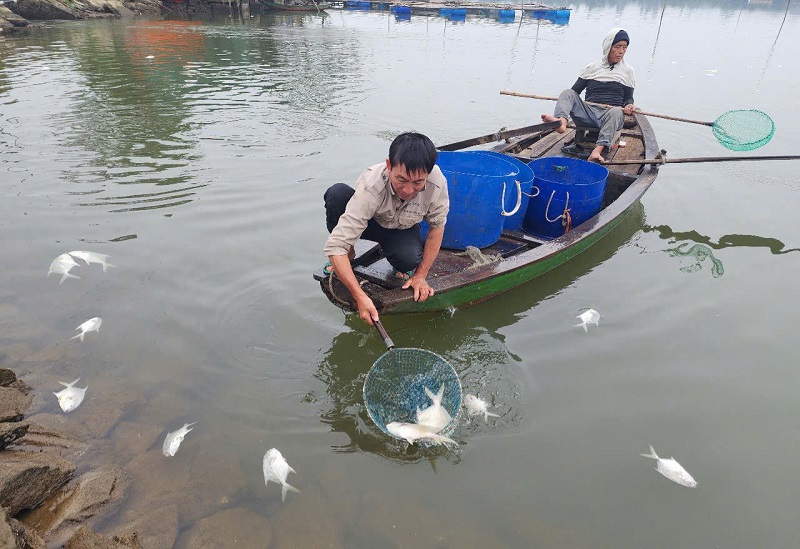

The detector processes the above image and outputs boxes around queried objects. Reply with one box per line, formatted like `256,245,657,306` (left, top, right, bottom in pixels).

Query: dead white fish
263,448,300,502
47,253,80,284
386,421,458,448
574,308,600,332
71,317,102,341
640,445,697,488
162,422,196,457
53,378,87,413
464,394,500,422
68,251,116,273
415,384,451,431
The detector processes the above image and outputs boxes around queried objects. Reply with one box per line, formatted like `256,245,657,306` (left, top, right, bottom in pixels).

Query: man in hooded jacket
541,28,637,163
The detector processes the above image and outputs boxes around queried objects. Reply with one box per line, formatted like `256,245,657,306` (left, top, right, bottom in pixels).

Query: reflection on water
313,204,645,462
0,16,365,214
644,223,800,254
666,242,724,277
645,223,800,277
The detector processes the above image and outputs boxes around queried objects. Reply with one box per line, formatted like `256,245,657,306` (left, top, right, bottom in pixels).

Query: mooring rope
454,245,501,269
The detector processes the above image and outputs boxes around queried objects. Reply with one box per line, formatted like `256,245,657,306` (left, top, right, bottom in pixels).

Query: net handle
499,91,714,126
374,320,395,350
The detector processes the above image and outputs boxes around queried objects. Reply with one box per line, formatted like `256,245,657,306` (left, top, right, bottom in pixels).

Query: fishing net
712,109,775,151
364,348,462,438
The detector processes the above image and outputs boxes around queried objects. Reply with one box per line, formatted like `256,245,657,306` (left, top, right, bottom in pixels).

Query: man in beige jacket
323,132,449,325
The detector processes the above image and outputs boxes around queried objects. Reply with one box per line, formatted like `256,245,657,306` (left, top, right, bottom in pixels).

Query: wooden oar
500,90,714,126
606,155,800,165
499,90,776,152
437,121,562,151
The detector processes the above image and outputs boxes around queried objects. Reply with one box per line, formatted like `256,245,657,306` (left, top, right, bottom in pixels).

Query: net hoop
712,109,775,152
363,347,462,439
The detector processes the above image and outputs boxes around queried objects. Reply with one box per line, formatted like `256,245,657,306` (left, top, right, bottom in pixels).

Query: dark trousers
324,183,423,273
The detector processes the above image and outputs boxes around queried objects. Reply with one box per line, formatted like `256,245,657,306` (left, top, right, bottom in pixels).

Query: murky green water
2,1,800,546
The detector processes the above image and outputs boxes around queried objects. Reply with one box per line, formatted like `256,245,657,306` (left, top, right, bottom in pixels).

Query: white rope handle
501,180,523,217
522,186,540,198
544,190,570,223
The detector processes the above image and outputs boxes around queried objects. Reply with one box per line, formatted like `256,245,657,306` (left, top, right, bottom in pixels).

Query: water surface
1,1,799,547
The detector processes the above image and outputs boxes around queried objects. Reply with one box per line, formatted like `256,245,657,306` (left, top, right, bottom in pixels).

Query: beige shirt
323,163,449,257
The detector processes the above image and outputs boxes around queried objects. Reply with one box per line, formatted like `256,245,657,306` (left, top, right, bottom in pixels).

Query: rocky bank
1,367,141,548
0,0,165,34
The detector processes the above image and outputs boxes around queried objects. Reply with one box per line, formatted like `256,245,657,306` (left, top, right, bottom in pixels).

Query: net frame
712,109,775,152
363,347,462,439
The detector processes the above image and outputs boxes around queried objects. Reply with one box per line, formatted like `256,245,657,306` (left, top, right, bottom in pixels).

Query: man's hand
355,294,379,325
623,104,637,116
402,275,435,302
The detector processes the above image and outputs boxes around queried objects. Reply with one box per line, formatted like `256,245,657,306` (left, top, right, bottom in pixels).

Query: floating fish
640,445,697,488
415,384,452,431
53,378,87,413
263,448,300,502
574,308,600,332
47,253,80,284
71,317,102,341
68,251,116,273
464,394,500,422
386,421,458,448
162,422,196,457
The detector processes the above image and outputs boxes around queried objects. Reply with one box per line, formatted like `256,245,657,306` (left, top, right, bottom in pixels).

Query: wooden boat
262,0,330,11
314,114,660,314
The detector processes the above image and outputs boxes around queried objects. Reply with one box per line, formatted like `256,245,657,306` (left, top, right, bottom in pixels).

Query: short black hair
388,132,438,174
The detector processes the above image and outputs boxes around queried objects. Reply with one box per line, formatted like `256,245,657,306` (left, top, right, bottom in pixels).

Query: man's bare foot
588,146,607,163
541,114,568,134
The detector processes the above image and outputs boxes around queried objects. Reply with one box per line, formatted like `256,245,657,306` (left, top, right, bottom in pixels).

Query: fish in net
363,348,462,440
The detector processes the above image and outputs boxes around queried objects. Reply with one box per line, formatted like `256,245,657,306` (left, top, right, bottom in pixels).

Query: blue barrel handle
501,180,523,217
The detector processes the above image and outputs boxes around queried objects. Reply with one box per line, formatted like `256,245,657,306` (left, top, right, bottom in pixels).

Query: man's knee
324,183,354,232
388,248,422,273
607,107,624,127
559,89,579,102
324,183,354,207
383,230,423,273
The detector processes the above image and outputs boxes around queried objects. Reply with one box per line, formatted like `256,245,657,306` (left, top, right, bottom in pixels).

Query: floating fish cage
527,8,570,23
449,7,466,20
344,0,371,8
498,8,515,21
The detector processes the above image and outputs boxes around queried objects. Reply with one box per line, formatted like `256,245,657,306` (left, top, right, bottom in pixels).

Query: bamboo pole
499,90,714,127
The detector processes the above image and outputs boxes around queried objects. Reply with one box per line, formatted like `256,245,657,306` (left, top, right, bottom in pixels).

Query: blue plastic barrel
498,9,515,21
532,9,546,18
391,4,411,14
471,152,534,231
522,156,608,240
435,151,522,250
439,7,452,16
449,7,466,20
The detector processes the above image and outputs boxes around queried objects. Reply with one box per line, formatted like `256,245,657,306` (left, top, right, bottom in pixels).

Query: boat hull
316,114,660,314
